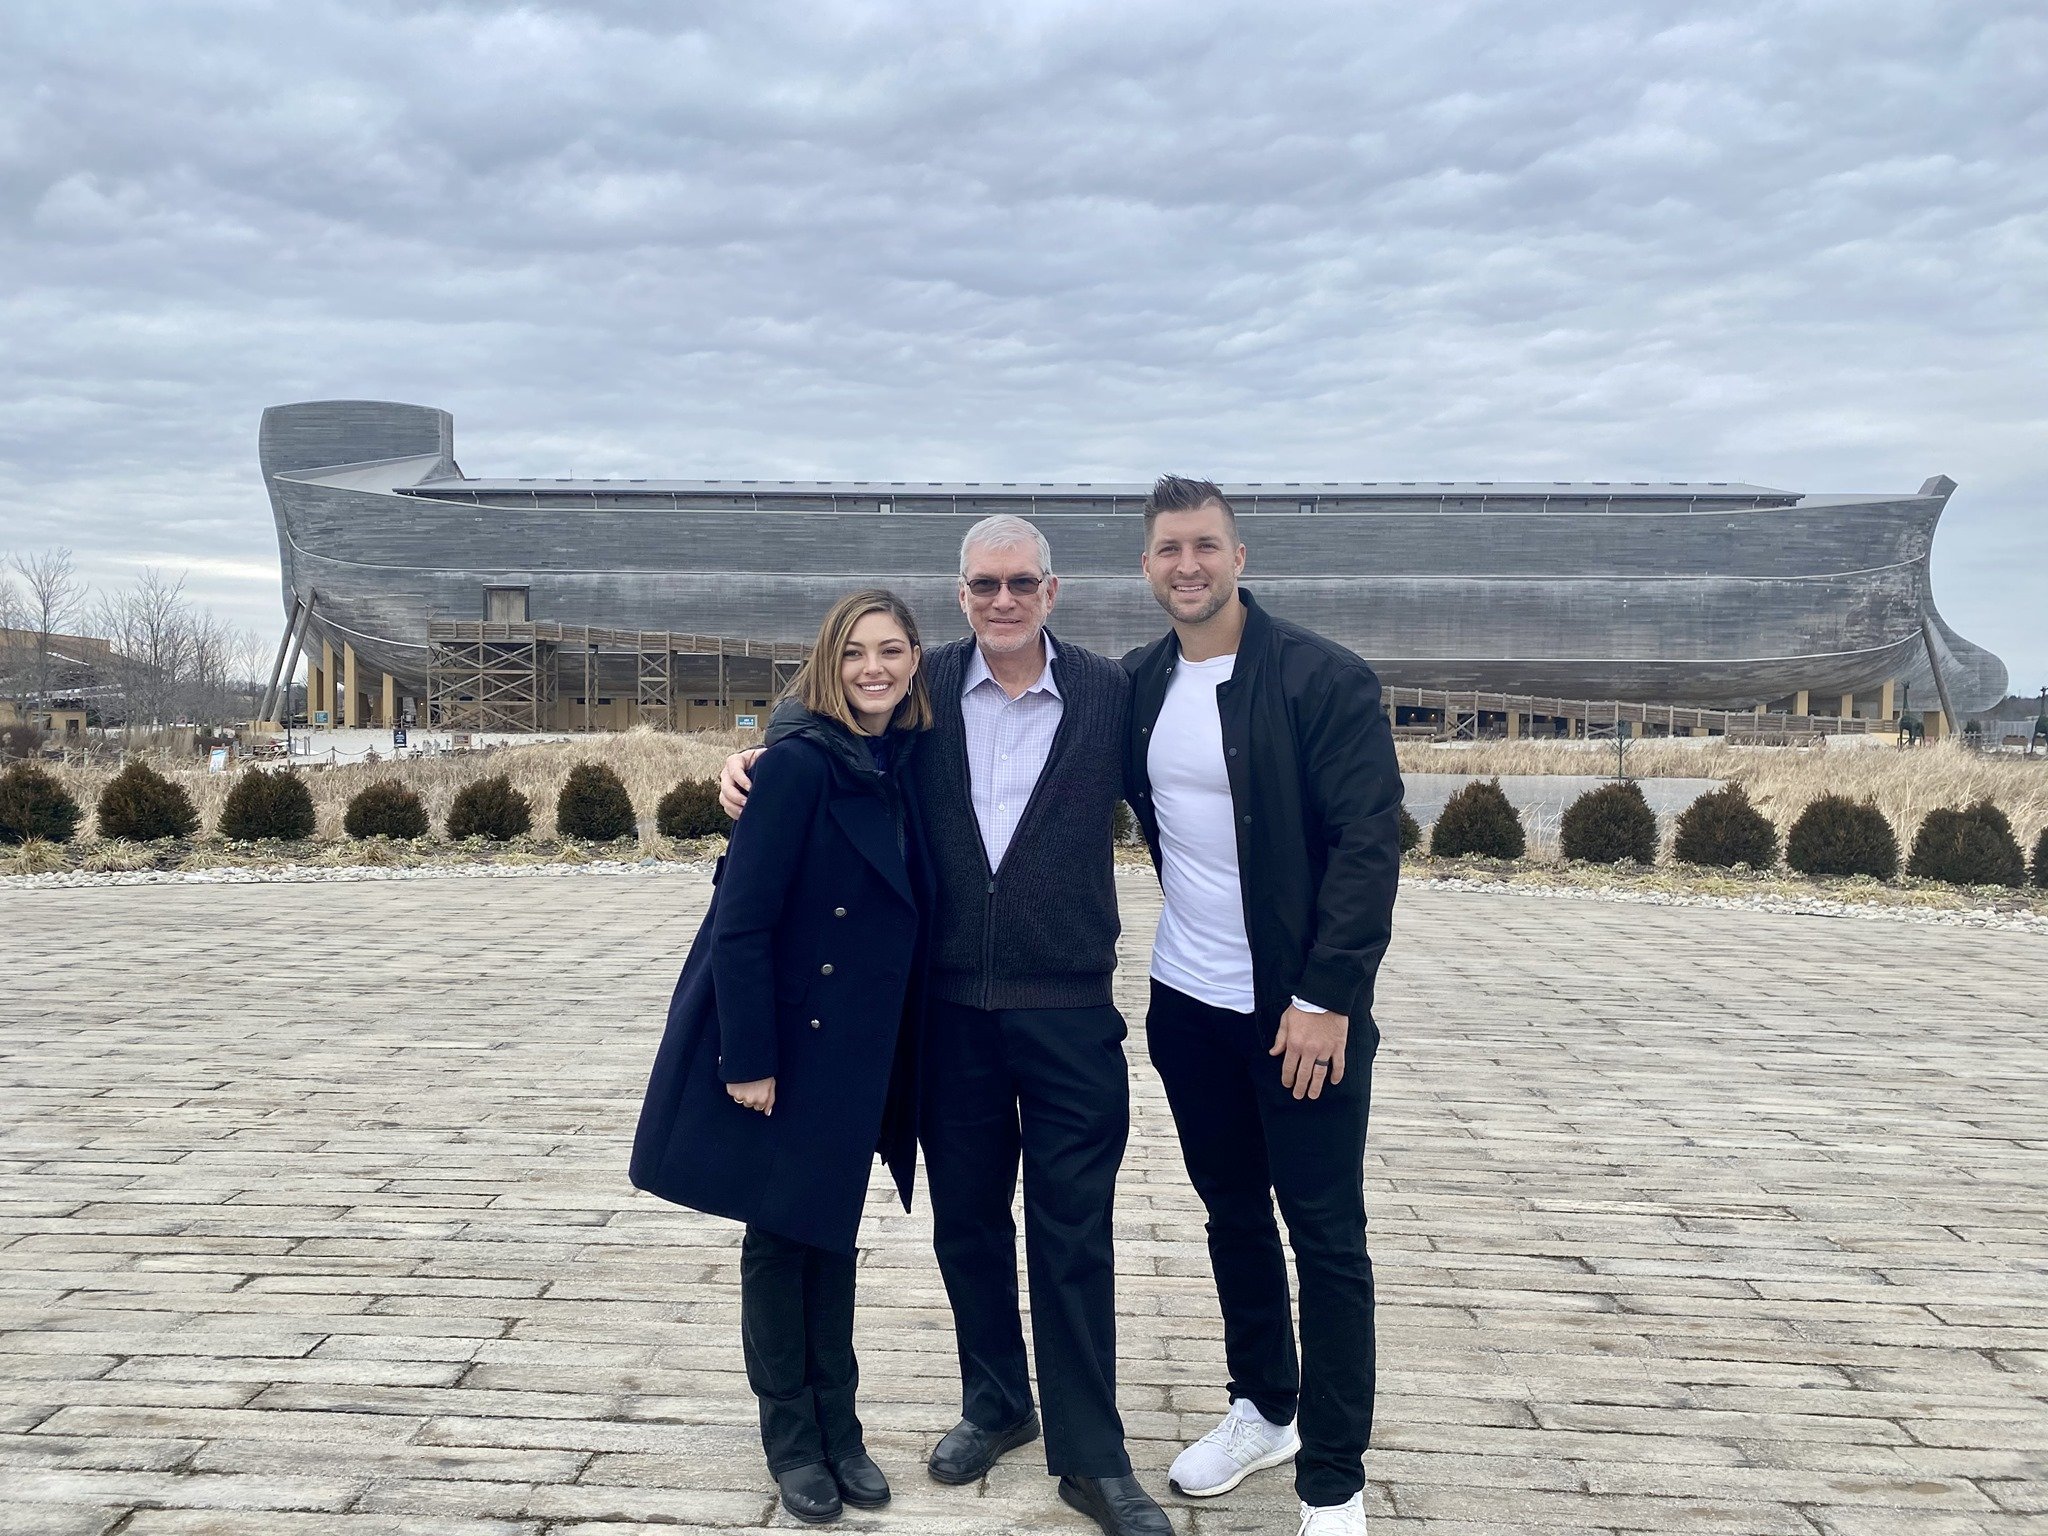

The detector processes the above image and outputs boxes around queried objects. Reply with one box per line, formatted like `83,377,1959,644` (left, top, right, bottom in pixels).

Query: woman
630,589,934,1525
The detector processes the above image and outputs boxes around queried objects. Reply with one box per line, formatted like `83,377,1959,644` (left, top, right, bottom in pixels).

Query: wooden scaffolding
426,622,807,732
1383,686,1880,743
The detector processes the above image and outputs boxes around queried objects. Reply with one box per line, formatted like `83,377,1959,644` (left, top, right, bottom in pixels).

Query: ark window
484,585,529,623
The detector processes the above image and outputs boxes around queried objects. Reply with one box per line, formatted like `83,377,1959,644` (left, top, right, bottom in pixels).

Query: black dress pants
740,1225,862,1474
920,999,1132,1478
1145,979,1378,1508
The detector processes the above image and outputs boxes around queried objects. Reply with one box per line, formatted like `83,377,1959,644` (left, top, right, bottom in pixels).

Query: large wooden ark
258,399,2007,730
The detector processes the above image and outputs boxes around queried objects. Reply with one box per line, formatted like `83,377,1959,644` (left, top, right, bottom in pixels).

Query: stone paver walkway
2,870,2044,1535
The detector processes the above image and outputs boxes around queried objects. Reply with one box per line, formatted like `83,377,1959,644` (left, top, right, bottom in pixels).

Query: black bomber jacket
1122,588,1404,1023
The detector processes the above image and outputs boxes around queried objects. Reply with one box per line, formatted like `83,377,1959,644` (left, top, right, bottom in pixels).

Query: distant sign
393,728,408,748
735,714,759,729
312,710,330,726
207,747,230,774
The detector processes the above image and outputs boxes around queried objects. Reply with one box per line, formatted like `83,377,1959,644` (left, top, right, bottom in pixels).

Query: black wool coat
629,717,931,1255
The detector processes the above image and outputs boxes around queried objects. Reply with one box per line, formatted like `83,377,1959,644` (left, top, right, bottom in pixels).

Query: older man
721,516,1169,1536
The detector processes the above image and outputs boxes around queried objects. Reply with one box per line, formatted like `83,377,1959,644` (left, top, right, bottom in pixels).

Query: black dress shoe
774,1462,843,1524
927,1409,1041,1484
829,1449,890,1508
1058,1473,1173,1536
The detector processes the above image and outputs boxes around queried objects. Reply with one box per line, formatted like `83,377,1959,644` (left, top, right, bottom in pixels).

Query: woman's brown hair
784,588,934,733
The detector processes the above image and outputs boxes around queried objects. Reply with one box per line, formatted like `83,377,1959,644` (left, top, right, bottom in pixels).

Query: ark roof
404,474,1793,499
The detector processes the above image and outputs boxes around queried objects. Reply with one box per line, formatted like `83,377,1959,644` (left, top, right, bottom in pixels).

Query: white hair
958,514,1053,578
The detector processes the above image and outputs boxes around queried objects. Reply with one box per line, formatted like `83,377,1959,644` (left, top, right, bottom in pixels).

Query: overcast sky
2,0,2041,694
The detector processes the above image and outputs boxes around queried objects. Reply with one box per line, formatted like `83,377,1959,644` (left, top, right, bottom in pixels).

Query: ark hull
261,401,2008,716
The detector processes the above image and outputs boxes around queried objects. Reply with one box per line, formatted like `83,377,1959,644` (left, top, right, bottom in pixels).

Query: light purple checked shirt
959,635,1063,871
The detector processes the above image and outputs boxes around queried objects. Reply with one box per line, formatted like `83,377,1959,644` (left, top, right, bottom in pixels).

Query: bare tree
10,548,87,705
94,568,195,730
0,559,22,699
228,626,269,721
183,607,265,727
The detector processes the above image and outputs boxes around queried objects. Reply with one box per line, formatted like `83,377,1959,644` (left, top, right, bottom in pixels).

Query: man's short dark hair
1143,475,1237,540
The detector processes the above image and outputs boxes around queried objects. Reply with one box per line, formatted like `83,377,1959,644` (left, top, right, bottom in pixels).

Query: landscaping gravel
5,855,2042,934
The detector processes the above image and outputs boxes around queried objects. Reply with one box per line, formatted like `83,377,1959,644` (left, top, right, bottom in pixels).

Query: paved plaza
2,868,2045,1535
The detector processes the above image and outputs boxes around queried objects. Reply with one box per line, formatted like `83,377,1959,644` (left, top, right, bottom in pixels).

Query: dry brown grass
46,726,738,843
14,729,2045,899
1397,739,2048,856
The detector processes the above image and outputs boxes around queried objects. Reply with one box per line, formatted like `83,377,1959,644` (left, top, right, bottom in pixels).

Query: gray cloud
2,0,2041,692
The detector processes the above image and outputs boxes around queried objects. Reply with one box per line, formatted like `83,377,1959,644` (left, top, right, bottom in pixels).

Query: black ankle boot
829,1449,890,1508
774,1461,843,1524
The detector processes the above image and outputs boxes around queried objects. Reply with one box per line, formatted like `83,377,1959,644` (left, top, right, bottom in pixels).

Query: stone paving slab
1,869,2044,1533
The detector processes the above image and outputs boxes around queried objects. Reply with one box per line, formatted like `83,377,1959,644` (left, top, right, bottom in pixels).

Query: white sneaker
1297,1492,1368,1534
1167,1397,1300,1498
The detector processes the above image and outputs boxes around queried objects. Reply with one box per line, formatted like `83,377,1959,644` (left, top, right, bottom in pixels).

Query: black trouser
740,1225,862,1474
920,999,1132,1478
1145,979,1377,1507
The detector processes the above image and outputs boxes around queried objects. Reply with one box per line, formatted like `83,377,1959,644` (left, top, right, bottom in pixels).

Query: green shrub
1397,805,1421,855
343,780,429,840
1560,780,1658,864
556,763,637,842
1429,779,1524,860
0,763,81,845
655,777,728,841
1906,801,2027,888
1672,782,1778,870
1963,800,2013,838
94,761,198,842
2032,827,2048,889
218,767,317,842
1785,794,1898,880
447,774,532,841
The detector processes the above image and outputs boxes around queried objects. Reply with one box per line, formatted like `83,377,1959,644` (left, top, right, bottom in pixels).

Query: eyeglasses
962,575,1046,598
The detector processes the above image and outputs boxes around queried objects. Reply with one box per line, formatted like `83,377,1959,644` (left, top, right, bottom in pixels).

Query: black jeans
740,1225,862,1474
1145,979,1378,1507
920,999,1132,1478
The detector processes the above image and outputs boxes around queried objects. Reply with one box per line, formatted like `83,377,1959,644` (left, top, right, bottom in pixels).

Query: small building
0,700,88,744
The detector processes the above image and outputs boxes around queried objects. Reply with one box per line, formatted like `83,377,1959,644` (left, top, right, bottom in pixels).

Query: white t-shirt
1147,652,1257,1013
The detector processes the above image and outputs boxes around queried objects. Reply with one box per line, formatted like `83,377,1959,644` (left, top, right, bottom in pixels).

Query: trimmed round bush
447,774,532,841
2032,827,2048,889
218,767,317,842
656,777,728,841
95,761,198,842
1397,805,1421,855
343,780,429,840
0,763,82,845
1560,780,1658,865
556,763,637,842
1429,779,1524,860
1906,800,2026,888
1785,794,1899,880
1672,782,1778,870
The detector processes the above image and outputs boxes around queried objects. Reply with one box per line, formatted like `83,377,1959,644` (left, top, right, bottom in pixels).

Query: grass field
8,731,2044,902
40,727,742,843
1398,738,2048,857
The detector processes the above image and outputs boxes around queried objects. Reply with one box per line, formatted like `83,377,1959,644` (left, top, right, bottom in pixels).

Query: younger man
1123,476,1403,1535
